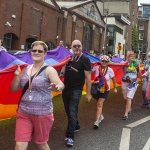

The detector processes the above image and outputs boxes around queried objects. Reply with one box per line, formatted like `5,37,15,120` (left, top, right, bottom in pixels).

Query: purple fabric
111,56,124,63
45,46,72,61
9,52,33,64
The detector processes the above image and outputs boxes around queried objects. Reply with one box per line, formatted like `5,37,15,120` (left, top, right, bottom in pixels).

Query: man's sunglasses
31,49,44,53
73,45,81,48
101,60,108,63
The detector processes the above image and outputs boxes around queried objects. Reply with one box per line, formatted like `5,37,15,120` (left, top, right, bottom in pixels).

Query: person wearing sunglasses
122,52,142,120
11,41,64,150
92,55,117,129
141,52,150,108
61,40,91,147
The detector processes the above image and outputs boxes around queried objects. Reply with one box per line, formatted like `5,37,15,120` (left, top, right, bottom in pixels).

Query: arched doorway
3,33,19,50
46,41,55,50
25,38,36,51
84,25,92,51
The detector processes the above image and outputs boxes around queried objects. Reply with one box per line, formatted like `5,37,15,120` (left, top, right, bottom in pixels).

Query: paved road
1,86,150,150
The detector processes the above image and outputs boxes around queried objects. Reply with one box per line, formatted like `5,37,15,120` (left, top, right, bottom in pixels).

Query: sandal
123,116,128,120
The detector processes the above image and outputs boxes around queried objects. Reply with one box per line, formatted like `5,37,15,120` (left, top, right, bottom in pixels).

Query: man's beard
74,49,81,55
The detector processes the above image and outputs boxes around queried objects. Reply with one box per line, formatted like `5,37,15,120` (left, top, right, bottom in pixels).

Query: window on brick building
139,33,144,40
46,41,55,50
139,24,144,30
138,43,143,52
4,33,19,50
25,38,36,51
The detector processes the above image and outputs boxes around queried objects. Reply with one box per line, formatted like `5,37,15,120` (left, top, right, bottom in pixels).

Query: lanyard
72,53,82,62
28,63,44,94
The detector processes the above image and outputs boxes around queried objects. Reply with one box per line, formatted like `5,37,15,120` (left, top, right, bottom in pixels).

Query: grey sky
138,0,150,6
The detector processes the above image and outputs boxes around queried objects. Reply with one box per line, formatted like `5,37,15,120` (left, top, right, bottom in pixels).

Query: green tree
131,24,138,52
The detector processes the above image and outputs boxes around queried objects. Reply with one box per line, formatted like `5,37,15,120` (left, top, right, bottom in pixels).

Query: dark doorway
3,33,19,50
25,38,36,51
46,41,55,50
84,25,92,51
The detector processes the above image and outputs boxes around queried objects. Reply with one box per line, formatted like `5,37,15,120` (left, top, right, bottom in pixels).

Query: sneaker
141,103,148,108
123,116,128,120
74,125,80,132
93,121,99,129
98,115,104,123
66,138,74,147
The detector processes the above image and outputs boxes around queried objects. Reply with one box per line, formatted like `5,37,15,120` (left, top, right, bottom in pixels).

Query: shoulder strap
20,65,48,101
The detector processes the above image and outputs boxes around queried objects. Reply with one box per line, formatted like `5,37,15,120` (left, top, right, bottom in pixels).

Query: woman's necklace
28,62,44,101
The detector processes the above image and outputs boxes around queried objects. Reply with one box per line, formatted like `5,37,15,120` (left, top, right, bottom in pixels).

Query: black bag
91,82,98,96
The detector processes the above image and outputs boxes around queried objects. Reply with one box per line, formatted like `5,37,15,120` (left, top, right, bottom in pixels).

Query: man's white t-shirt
92,65,114,90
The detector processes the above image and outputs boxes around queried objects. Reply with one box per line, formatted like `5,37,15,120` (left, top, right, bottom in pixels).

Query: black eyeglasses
73,45,81,48
101,60,108,63
31,49,44,53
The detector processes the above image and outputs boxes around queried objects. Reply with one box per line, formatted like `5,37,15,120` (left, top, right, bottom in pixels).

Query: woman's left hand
114,87,117,93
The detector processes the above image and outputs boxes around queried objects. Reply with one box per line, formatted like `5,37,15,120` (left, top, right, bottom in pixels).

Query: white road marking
142,138,150,150
119,128,131,150
126,116,150,128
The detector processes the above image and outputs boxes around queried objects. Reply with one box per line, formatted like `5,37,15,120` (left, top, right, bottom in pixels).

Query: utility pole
103,0,109,55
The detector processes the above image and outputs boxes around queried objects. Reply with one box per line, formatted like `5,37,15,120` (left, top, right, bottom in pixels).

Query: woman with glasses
122,52,142,120
142,52,150,108
11,41,64,150
92,55,117,129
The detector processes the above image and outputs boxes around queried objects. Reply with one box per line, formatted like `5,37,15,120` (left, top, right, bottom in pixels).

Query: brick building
97,0,138,56
138,3,150,60
0,0,106,53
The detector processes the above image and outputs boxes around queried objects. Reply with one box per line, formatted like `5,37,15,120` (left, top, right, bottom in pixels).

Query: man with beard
61,40,91,147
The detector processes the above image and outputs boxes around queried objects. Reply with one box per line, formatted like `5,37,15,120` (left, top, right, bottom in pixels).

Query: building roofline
140,3,150,6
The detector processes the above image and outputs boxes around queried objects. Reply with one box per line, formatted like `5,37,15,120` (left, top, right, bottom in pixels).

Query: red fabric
91,61,128,84
0,57,70,104
0,59,127,104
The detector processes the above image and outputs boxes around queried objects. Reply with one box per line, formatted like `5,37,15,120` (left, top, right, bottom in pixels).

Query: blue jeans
142,77,150,105
62,89,82,140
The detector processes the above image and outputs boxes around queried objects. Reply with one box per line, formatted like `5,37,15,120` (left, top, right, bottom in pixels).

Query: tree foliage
131,24,138,52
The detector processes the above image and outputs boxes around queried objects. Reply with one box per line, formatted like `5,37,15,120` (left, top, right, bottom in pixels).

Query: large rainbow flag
0,47,127,120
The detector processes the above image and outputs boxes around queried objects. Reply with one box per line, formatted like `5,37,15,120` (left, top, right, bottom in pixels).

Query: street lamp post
103,0,109,55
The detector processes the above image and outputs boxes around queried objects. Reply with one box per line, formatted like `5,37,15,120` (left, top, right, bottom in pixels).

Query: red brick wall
0,0,105,51
75,19,83,42
65,15,73,45
94,27,100,51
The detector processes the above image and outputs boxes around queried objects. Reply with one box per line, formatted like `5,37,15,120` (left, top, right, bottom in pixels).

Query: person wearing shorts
11,41,64,150
122,52,142,120
92,55,117,129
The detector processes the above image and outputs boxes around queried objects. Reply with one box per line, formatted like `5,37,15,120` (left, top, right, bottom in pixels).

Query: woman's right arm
11,66,21,92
